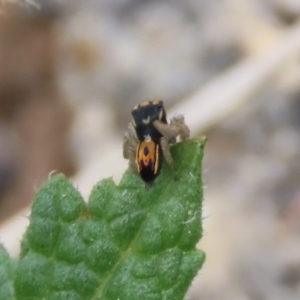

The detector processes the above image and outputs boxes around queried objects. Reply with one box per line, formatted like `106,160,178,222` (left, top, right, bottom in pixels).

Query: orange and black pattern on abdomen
136,140,162,183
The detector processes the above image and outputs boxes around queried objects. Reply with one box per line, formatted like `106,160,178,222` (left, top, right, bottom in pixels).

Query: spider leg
169,115,190,140
160,137,174,168
153,120,177,143
154,115,190,143
123,122,139,174
160,137,178,180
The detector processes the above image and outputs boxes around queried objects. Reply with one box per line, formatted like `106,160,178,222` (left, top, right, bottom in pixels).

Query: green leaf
0,243,16,300
14,137,206,300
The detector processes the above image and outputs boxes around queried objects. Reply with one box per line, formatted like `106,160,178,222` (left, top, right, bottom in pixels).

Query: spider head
131,99,167,128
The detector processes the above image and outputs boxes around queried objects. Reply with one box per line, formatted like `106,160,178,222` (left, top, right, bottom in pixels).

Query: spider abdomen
136,139,162,183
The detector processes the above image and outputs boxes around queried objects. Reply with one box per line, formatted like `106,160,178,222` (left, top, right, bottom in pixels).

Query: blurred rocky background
0,0,300,299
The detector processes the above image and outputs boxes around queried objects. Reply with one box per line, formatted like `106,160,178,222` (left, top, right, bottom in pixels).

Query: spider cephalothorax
123,99,190,186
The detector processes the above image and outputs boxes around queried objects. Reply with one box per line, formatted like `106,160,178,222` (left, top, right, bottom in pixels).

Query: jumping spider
123,99,190,186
